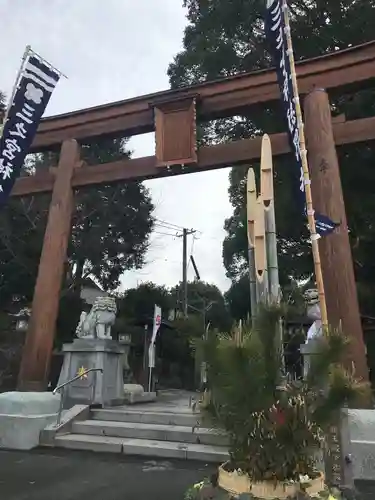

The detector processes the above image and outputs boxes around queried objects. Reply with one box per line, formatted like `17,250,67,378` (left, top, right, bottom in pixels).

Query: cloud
0,0,232,292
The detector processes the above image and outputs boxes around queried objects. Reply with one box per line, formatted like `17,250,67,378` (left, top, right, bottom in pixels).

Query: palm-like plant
201,304,367,483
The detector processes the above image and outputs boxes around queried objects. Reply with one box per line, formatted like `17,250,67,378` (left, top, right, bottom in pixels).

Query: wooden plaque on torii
153,96,197,167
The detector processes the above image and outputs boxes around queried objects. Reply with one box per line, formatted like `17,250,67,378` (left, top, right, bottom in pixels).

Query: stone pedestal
118,333,133,383
57,339,124,408
0,391,61,450
348,409,375,480
300,339,321,378
123,384,156,404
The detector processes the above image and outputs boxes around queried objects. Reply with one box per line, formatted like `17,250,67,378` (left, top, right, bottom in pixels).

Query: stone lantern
14,308,31,333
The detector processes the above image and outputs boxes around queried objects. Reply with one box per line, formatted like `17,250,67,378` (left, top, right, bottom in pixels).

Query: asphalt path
0,448,215,500
0,448,373,499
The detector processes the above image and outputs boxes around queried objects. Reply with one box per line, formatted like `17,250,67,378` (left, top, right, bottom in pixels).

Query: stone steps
51,405,229,463
91,408,200,427
72,419,229,447
54,433,229,462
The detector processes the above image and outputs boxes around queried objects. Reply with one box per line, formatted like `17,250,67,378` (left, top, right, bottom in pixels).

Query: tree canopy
168,0,375,317
117,280,231,333
0,135,155,308
118,282,173,327
170,280,232,332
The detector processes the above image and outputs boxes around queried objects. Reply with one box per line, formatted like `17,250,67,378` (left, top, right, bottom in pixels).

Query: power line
154,218,203,235
152,221,200,318
154,218,185,231
153,230,181,238
155,223,181,231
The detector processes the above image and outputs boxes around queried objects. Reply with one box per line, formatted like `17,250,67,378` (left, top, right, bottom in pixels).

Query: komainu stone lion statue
76,296,117,340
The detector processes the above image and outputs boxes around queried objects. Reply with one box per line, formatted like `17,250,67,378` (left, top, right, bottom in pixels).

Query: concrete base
40,405,90,446
0,391,61,450
123,384,156,404
58,338,125,409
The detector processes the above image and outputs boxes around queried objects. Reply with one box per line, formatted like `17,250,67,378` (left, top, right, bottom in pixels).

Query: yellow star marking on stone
77,366,88,379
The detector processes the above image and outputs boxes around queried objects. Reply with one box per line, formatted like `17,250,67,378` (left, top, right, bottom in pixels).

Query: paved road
0,448,374,499
0,449,214,500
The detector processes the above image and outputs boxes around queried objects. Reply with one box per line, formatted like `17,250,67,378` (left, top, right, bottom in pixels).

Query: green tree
117,282,204,389
170,280,232,332
202,305,366,484
224,274,251,322
117,282,172,327
168,0,375,315
0,137,155,308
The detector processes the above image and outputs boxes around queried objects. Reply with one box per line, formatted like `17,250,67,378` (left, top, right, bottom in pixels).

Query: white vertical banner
148,304,162,372
148,344,156,369
151,304,162,345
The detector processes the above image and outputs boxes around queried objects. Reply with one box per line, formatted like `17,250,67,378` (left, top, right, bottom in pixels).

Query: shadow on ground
0,448,215,500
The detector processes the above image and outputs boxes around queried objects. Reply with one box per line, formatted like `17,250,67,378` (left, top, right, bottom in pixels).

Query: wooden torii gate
13,41,375,391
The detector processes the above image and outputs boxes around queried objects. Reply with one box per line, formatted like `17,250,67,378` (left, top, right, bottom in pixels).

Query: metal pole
148,366,152,393
143,324,147,367
0,45,30,137
182,228,188,318
56,386,64,427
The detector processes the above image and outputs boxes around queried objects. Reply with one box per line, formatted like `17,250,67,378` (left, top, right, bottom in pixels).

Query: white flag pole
0,45,31,137
280,0,328,330
29,48,68,79
148,365,152,393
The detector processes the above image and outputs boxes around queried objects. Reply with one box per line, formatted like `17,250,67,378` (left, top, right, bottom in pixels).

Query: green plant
201,304,367,483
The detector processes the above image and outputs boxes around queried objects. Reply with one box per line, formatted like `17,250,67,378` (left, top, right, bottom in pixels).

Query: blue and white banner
265,0,339,237
0,52,60,205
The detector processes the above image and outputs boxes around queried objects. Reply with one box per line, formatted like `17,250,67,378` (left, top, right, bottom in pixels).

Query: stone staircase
51,406,229,463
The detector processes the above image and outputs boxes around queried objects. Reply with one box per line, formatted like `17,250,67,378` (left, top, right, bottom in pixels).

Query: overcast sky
0,0,232,292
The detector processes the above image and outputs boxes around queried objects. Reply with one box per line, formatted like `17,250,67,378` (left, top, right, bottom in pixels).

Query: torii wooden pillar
18,139,80,391
17,99,197,391
304,89,369,383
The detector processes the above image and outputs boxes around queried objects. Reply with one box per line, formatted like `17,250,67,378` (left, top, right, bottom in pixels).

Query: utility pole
183,228,188,318
181,228,196,318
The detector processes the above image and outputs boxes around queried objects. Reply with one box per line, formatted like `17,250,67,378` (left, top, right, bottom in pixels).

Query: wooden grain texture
11,115,375,197
304,89,369,384
30,41,375,150
154,97,197,167
17,140,80,391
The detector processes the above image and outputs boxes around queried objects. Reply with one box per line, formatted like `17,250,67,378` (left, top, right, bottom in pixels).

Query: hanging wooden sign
153,96,197,168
